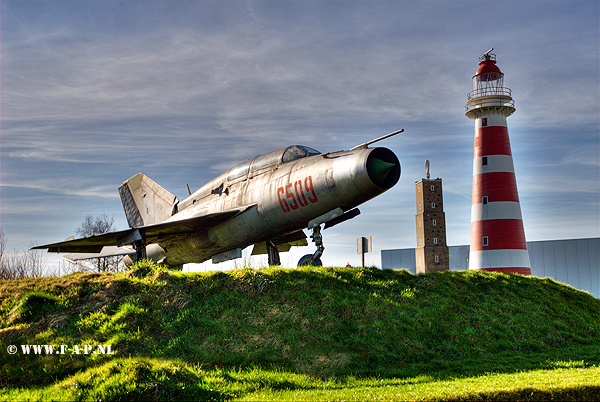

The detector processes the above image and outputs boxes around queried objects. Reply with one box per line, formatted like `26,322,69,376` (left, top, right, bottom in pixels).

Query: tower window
433,219,437,226
435,255,439,262
430,185,435,191
431,202,436,209
482,156,488,166
482,236,489,246
482,196,488,204
434,237,438,244
482,118,488,127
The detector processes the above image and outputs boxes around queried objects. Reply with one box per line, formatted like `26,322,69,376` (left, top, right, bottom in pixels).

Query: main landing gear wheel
297,225,324,267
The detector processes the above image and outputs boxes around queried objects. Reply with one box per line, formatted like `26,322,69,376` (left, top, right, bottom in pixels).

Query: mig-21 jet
33,130,402,268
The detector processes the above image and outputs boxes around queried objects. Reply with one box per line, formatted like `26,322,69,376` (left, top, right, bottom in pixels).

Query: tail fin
118,173,178,228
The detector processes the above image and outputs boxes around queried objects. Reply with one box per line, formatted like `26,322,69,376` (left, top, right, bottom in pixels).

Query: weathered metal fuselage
142,146,400,266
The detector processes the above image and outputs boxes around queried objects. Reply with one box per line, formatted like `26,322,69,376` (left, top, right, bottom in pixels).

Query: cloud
1,179,118,200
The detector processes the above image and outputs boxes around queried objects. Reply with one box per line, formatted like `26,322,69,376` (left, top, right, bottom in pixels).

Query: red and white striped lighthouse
465,49,531,275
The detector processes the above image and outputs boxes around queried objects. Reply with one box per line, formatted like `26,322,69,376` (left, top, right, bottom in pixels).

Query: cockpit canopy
227,145,321,181
282,145,321,164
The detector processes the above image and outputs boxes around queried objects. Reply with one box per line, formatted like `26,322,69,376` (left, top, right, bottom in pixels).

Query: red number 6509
277,176,318,213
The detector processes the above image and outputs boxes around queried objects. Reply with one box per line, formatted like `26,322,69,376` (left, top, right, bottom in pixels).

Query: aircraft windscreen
282,146,321,164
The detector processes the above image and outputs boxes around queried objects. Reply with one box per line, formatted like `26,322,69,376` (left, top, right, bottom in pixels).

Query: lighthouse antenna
482,48,494,57
480,48,495,61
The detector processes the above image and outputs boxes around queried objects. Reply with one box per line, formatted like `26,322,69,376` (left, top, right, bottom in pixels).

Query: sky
1,0,598,272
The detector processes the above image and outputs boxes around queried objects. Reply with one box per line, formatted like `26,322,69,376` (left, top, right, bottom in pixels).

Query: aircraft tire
297,254,323,267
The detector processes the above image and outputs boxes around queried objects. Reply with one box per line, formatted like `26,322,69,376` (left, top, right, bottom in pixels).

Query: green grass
1,359,598,401
1,262,599,400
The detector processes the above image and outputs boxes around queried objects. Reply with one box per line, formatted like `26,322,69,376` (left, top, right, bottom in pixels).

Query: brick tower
465,49,531,275
415,160,449,274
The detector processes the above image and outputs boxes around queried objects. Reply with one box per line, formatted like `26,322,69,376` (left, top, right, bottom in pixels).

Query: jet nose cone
368,158,396,179
365,148,400,189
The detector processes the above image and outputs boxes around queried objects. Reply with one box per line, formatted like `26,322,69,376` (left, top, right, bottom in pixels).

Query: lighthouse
465,49,531,275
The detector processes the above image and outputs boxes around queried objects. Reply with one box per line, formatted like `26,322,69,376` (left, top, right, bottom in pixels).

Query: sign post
357,236,372,267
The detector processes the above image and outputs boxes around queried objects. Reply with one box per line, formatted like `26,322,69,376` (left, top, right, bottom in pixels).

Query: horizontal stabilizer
63,246,135,263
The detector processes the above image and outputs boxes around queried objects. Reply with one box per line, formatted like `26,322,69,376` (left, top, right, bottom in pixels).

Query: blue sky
1,0,598,271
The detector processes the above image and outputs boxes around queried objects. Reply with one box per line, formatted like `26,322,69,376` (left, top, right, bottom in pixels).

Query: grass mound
1,264,599,400
6,291,63,325
52,358,226,401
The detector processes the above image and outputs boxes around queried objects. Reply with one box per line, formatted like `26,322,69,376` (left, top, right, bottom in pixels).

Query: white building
382,238,599,299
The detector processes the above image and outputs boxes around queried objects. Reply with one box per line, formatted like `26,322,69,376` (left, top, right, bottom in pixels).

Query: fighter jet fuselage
34,131,402,268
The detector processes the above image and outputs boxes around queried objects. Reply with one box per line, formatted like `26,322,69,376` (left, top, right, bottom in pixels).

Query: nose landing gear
297,225,324,266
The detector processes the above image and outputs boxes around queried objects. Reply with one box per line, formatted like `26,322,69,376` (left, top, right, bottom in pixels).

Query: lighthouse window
482,236,489,246
482,157,488,166
482,196,488,204
482,118,488,127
